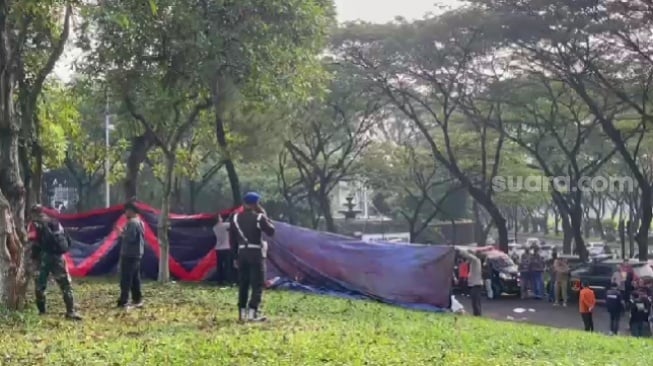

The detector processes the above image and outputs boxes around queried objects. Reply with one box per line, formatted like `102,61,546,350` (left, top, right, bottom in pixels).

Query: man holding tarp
229,192,275,322
456,248,483,316
214,214,233,286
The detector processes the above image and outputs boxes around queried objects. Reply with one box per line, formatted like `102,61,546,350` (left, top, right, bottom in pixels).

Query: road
458,296,629,334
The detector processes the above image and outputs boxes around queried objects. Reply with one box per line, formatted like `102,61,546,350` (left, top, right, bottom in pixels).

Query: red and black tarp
43,202,455,311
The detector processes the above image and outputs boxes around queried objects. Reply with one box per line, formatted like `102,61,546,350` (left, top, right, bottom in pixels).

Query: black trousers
216,249,234,285
118,257,142,306
581,312,594,332
609,311,621,334
237,249,266,310
470,285,482,316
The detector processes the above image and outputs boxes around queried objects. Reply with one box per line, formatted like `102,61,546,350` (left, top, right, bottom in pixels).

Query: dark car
484,251,520,298
569,260,653,301
452,247,520,298
555,254,610,271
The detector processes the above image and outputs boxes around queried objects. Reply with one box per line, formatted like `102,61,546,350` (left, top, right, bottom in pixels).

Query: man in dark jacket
529,245,545,299
629,292,651,337
28,204,82,320
605,282,624,335
229,192,275,322
117,201,145,309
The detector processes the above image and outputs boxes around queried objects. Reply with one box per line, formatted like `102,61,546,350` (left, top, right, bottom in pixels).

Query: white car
525,237,540,248
586,242,608,256
508,243,525,258
538,244,556,260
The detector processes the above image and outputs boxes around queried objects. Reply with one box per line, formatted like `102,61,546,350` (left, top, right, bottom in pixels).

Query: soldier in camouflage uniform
28,205,82,320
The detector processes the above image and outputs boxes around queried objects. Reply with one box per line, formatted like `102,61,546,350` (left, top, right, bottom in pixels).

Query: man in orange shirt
579,281,596,332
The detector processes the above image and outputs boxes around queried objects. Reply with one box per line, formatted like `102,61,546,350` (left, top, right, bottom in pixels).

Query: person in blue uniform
229,192,275,322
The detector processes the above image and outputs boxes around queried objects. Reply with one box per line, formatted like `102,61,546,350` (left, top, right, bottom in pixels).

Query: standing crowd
456,243,653,337
26,191,275,323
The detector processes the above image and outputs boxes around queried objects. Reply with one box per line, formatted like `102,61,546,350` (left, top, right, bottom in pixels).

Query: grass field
1,279,652,365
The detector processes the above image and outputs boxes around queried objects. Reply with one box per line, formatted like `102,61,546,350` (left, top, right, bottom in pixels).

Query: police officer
229,192,275,322
605,282,624,335
28,204,82,320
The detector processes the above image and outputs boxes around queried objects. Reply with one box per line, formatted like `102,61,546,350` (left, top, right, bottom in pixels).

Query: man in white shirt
457,248,483,316
214,214,232,286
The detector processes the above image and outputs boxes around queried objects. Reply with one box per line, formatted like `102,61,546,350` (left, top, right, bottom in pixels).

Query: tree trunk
472,200,484,244
124,133,154,199
0,9,29,309
570,205,588,261
471,195,507,251
211,75,241,206
408,220,417,243
318,190,336,233
560,213,572,254
171,175,182,212
215,113,241,206
188,179,196,213
595,216,605,239
635,188,652,261
157,154,174,283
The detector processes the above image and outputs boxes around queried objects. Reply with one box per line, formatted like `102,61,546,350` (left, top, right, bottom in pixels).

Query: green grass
1,279,652,365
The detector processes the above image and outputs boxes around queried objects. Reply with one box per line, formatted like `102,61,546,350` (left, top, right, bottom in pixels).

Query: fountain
338,195,361,220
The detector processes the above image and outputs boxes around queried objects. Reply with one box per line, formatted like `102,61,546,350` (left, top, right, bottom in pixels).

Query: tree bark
560,214,572,254
157,154,174,283
211,75,241,206
124,132,154,199
317,189,336,233
0,3,28,309
635,188,652,261
215,113,240,206
569,203,588,261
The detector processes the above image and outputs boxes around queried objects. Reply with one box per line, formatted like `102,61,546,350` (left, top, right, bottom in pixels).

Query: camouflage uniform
28,215,81,320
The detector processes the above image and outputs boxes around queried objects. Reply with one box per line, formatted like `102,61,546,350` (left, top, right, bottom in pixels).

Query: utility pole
104,93,111,208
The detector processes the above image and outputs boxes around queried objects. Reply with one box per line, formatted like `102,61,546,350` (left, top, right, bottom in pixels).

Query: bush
0,279,649,365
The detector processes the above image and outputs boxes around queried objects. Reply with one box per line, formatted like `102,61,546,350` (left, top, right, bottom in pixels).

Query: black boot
63,293,82,321
36,300,46,315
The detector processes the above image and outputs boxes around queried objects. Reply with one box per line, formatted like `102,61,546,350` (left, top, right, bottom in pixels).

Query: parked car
508,243,526,259
525,237,540,248
539,244,555,260
452,246,520,298
586,241,610,256
556,254,586,271
483,249,520,298
569,260,653,301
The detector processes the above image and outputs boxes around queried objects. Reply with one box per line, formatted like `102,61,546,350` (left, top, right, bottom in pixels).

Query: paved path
458,296,629,334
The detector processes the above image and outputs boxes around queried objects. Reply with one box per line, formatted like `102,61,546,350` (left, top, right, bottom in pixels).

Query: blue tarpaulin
45,203,455,311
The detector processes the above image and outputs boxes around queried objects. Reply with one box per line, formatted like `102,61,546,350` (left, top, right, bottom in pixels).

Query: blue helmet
243,192,261,205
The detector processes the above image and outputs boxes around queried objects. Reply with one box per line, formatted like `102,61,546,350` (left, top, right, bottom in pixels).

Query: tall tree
0,1,74,310
471,0,653,259
80,0,335,205
336,12,514,251
496,78,617,258
284,64,384,232
363,142,460,243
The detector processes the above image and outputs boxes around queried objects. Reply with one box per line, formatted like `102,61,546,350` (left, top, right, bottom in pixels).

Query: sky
54,1,464,80
334,0,463,22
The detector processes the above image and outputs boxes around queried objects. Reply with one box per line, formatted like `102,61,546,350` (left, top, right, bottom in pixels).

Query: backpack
40,221,71,255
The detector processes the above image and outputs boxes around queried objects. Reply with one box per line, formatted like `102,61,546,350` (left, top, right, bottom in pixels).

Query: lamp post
104,95,112,208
